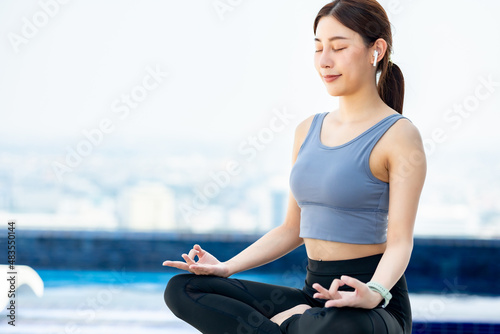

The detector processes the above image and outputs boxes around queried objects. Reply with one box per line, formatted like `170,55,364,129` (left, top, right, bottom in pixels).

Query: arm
164,116,315,277
224,204,303,276
369,119,427,294
313,119,427,308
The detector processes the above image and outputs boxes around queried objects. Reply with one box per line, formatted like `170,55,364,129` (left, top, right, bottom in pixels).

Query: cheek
343,48,362,66
342,49,365,77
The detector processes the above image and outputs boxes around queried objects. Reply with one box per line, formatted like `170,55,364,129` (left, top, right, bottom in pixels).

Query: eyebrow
314,36,349,42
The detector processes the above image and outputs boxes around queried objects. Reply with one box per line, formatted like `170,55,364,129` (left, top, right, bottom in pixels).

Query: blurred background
0,0,499,333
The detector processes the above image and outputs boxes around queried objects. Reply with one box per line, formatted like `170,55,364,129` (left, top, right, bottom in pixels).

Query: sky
0,0,499,238
0,0,499,156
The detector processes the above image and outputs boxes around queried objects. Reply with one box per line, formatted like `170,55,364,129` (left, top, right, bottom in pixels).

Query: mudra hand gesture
313,275,383,309
162,244,230,277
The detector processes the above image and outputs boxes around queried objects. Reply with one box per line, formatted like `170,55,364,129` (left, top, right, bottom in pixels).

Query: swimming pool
1,270,499,334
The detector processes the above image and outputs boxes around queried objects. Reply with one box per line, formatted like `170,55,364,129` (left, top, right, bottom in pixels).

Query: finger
162,260,184,267
182,253,196,265
325,291,355,308
162,261,190,271
328,278,344,296
188,248,199,260
325,298,347,308
312,283,329,294
340,275,364,291
194,244,206,257
312,283,331,299
190,264,212,275
313,292,330,299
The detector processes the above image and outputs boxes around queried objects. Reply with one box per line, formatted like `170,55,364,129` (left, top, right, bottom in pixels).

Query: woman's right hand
162,244,230,277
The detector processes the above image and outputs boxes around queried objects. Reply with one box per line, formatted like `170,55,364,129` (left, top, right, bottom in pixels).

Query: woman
163,0,426,333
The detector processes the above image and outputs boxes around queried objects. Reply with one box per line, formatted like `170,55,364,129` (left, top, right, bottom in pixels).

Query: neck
337,82,385,122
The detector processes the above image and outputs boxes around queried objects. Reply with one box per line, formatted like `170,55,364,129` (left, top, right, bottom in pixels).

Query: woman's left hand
312,275,383,309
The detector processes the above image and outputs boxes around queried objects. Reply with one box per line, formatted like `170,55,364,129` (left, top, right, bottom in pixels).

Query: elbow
279,223,303,246
386,235,413,254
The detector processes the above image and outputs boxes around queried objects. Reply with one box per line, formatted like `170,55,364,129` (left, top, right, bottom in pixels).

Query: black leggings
164,253,412,333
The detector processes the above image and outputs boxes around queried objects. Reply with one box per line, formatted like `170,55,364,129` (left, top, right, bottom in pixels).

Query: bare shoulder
295,113,316,136
291,113,317,163
385,114,427,181
387,115,423,148
293,113,317,147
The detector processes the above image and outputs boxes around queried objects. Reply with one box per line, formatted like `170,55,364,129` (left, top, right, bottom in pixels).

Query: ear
372,38,388,64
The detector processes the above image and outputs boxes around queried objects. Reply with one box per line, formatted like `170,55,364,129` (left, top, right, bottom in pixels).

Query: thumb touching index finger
340,275,363,289
194,244,205,256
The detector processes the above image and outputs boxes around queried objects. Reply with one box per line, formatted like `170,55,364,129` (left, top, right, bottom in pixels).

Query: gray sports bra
289,111,410,244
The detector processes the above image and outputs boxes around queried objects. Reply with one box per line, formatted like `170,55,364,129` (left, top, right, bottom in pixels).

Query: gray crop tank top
289,111,410,244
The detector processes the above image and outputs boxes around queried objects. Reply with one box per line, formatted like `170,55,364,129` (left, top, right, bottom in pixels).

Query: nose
319,49,334,69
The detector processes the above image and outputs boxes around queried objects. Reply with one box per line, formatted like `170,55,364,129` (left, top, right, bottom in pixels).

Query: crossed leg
165,273,404,334
165,273,312,334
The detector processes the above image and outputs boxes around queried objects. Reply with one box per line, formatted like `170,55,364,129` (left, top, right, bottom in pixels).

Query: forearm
370,238,413,290
224,225,303,276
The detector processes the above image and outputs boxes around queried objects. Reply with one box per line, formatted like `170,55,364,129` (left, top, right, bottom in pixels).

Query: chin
325,87,343,97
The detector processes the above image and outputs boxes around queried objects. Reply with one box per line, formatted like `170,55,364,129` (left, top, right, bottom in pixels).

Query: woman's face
314,16,374,97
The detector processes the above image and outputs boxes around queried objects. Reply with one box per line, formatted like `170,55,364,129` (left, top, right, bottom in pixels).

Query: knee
164,273,194,317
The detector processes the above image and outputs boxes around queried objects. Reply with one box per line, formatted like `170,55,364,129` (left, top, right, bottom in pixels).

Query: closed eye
315,47,346,53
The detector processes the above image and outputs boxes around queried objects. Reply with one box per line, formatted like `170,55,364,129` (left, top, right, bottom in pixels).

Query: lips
323,74,341,82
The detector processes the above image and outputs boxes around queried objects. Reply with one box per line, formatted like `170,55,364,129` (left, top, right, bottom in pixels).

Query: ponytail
378,61,405,114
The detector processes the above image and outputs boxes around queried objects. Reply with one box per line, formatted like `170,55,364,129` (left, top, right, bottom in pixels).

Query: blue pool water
37,269,293,288
1,269,499,334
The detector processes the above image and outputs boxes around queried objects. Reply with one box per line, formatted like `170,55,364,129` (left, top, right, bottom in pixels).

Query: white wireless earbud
373,50,379,67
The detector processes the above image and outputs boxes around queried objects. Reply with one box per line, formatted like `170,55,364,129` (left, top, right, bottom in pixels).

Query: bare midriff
304,238,387,261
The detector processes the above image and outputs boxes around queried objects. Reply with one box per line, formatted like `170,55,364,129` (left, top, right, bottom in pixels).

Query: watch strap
366,281,392,308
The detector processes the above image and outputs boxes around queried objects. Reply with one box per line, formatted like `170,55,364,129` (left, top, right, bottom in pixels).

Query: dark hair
314,0,405,114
